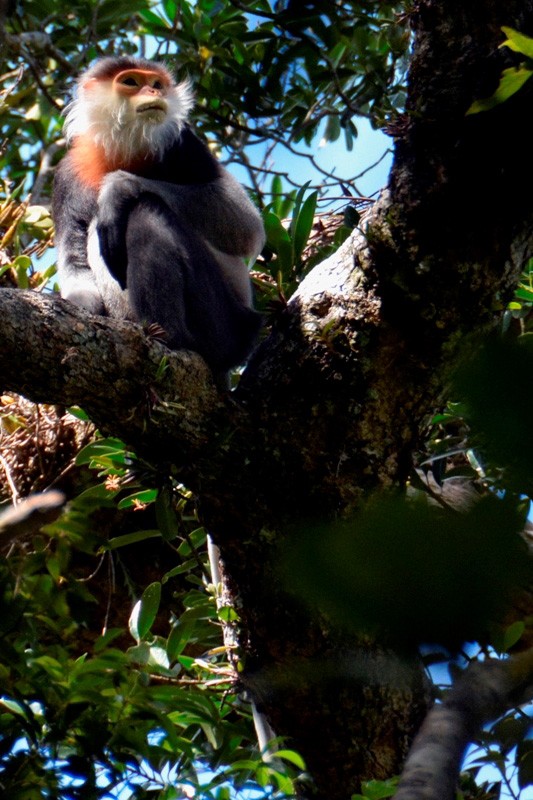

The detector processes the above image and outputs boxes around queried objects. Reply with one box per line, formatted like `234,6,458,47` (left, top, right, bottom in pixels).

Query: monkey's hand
96,171,143,287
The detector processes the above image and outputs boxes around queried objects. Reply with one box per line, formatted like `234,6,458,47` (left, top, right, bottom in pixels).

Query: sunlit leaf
263,210,293,274
75,438,128,466
117,488,158,509
467,66,533,113
501,26,533,58
129,582,162,643
292,191,318,263
276,749,306,769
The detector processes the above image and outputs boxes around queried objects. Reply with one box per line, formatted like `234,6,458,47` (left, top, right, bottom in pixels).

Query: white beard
64,79,194,163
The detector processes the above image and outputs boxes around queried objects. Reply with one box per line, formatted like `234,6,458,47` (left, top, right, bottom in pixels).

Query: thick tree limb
394,649,533,800
0,289,231,468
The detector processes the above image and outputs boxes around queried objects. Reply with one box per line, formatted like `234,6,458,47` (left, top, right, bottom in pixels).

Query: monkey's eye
152,80,164,90
121,76,139,87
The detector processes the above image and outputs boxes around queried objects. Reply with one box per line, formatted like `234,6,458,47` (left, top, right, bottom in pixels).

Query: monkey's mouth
137,101,167,115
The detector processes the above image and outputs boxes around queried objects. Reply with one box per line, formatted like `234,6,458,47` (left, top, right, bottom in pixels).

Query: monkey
53,56,265,378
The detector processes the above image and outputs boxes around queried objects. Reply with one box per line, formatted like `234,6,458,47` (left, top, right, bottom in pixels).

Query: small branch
394,649,533,800
29,140,64,204
0,489,65,546
4,31,74,77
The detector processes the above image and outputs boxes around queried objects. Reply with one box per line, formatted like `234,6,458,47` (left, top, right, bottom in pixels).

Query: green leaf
167,621,193,660
41,264,57,282
285,491,529,650
29,655,65,680
0,698,30,718
163,0,177,21
147,644,171,670
276,749,306,769
105,530,162,550
501,26,533,58
155,355,169,381
46,555,62,582
14,257,30,288
162,557,198,579
75,438,128,466
322,114,341,144
355,778,399,800
68,483,118,508
14,254,32,270
515,285,533,302
139,8,169,27
94,628,124,652
263,211,293,274
201,721,220,749
66,406,90,421
177,654,195,670
270,175,284,217
517,742,533,789
166,601,216,660
292,191,318,263
218,605,239,623
129,582,162,643
117,488,158,509
330,41,348,69
279,190,297,220
255,763,270,787
502,621,525,652
467,66,533,113
344,121,356,151
155,486,180,540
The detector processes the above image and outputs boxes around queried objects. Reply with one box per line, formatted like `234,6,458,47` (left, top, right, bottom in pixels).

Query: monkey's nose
139,86,162,98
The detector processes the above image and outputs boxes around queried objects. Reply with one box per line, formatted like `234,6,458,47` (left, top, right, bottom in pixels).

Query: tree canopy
1,2,533,799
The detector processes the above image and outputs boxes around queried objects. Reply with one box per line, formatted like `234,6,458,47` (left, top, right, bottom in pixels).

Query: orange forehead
113,68,171,85
82,68,171,91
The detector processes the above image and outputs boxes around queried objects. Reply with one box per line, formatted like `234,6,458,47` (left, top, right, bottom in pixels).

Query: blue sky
228,117,393,208
270,117,393,199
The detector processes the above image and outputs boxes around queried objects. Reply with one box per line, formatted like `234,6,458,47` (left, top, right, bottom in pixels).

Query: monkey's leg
124,194,260,373
87,220,132,320
122,196,199,353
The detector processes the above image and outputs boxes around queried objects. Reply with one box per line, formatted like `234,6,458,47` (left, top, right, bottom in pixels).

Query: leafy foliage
0,434,303,798
468,27,533,114
284,493,531,652
0,1,407,201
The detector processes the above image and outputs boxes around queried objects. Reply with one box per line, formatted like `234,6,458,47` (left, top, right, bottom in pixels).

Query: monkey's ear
80,77,99,91
170,79,195,120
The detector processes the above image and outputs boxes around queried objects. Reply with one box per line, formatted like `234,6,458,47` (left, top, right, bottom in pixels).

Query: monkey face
114,69,170,122
63,58,194,164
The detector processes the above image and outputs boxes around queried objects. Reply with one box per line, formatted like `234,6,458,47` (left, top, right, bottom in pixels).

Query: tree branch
0,289,230,468
394,649,533,800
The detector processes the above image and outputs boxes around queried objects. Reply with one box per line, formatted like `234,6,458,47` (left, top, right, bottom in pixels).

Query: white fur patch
64,77,194,163
87,220,131,319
